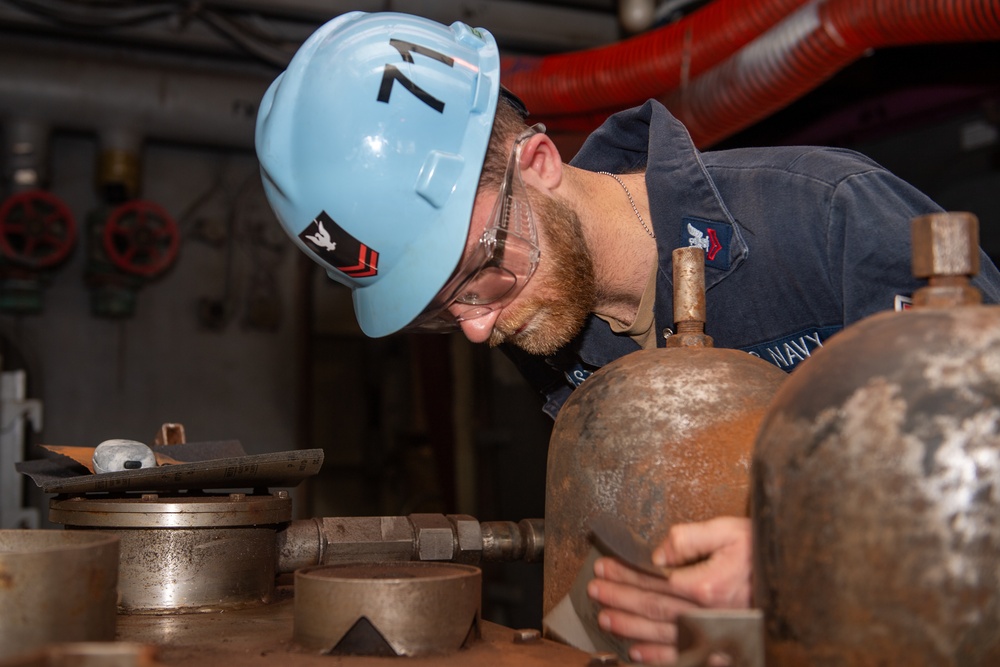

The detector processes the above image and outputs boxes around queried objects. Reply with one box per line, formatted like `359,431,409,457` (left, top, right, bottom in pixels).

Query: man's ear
518,133,563,192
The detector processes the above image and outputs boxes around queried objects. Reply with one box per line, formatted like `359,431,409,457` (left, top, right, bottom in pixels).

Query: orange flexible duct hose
504,0,1000,147
668,0,1000,146
499,0,810,117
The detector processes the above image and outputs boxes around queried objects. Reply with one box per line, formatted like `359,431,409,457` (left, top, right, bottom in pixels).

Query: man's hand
586,516,753,665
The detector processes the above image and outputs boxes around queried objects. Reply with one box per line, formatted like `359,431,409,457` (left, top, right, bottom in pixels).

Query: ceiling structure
0,0,997,152
0,0,648,64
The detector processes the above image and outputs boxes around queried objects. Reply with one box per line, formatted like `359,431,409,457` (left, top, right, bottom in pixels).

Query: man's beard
488,189,597,356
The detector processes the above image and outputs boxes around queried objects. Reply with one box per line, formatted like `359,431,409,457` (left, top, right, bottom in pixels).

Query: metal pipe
0,40,271,151
668,246,712,347
275,514,544,574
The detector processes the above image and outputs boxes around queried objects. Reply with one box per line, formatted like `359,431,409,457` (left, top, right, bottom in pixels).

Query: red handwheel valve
103,200,180,278
0,190,78,269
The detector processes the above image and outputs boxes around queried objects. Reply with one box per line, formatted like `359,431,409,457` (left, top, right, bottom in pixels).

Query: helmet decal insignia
377,39,454,113
301,212,379,278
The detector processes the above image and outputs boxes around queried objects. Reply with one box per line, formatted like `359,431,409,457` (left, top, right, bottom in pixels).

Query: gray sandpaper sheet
17,441,324,493
543,515,672,661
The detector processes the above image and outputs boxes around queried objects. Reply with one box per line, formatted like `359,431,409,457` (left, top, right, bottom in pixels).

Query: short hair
478,91,531,191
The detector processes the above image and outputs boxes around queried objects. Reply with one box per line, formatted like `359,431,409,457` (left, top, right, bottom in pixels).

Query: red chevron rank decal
299,211,379,278
337,245,379,278
682,217,734,271
704,228,723,260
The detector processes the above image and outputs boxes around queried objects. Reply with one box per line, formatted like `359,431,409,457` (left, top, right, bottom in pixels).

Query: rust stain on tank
753,305,1000,666
544,347,786,613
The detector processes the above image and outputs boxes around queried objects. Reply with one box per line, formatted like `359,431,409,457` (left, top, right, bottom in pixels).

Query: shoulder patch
681,216,733,270
300,211,379,278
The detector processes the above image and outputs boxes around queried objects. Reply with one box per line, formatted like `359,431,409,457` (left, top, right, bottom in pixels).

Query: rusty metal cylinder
752,212,1000,666
543,247,787,614
673,246,708,328
0,530,119,660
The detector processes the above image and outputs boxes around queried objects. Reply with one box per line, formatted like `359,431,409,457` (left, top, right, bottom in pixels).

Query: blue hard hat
255,12,500,337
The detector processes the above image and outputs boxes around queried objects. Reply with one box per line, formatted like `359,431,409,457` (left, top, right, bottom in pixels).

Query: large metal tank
544,247,788,614
752,212,1000,666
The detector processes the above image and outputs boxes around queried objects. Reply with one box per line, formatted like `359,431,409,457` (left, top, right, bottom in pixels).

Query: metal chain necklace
598,171,656,240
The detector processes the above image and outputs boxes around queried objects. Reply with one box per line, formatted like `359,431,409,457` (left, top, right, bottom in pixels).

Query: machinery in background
0,191,77,313
48,491,544,616
2,423,565,666
84,141,179,318
3,494,557,665
0,120,77,313
0,117,180,318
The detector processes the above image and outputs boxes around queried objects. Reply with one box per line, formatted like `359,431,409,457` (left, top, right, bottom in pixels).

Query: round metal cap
294,562,481,656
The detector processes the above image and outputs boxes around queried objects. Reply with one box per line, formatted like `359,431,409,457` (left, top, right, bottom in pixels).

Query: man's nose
455,309,501,343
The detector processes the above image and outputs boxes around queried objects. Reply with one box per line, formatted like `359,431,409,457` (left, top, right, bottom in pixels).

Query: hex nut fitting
448,514,483,564
409,514,455,561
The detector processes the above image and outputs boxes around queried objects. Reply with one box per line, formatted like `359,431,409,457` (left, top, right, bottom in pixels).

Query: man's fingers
654,520,754,609
659,565,738,609
596,606,679,644
594,556,674,593
588,576,700,623
654,517,750,567
590,518,753,660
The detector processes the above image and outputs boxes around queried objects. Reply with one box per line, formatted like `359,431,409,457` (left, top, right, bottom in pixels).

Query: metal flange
49,492,292,528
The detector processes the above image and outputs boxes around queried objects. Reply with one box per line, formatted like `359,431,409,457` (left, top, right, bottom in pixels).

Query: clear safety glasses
406,124,544,332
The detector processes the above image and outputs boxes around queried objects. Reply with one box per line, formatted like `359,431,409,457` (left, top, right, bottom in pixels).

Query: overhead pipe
0,39,270,151
503,0,1000,146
